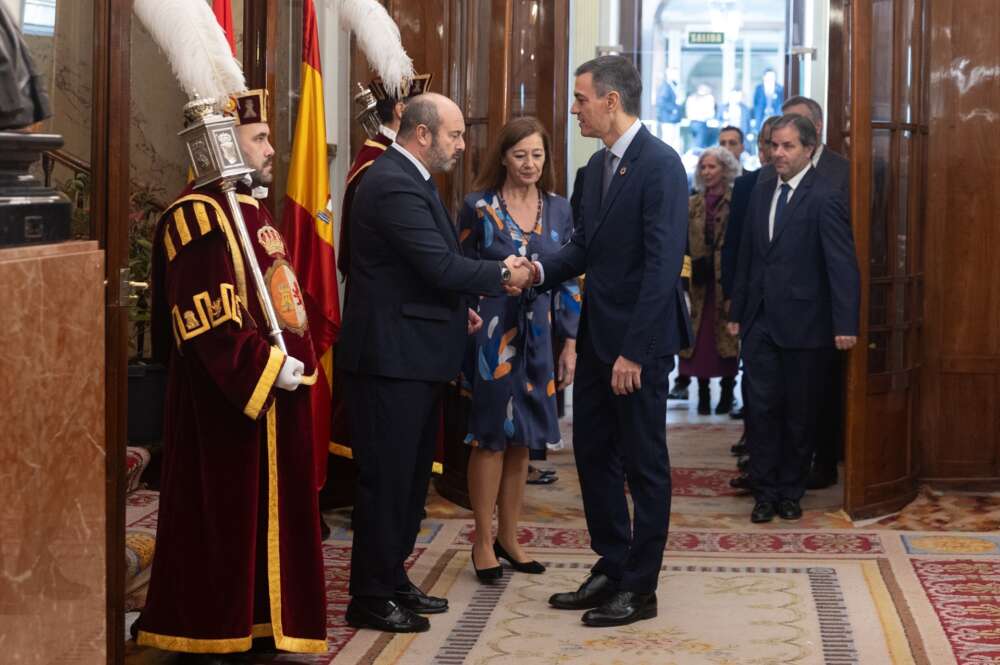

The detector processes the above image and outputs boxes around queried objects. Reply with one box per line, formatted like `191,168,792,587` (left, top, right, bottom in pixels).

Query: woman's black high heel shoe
472,548,502,583
494,540,545,574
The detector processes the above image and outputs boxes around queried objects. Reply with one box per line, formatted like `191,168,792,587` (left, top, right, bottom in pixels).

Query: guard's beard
251,158,274,186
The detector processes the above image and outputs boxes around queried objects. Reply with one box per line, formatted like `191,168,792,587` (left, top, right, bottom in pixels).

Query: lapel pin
619,166,627,176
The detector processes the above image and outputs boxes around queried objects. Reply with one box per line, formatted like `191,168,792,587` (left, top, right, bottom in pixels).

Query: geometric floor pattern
124,414,1000,664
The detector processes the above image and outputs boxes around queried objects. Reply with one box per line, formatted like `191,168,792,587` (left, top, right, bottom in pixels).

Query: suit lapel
768,168,816,250
426,181,460,247
756,177,778,255
589,127,646,242
582,153,604,242
386,149,459,248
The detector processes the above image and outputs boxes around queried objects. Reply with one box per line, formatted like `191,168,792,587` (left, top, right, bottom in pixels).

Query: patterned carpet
124,419,1000,665
875,485,1000,532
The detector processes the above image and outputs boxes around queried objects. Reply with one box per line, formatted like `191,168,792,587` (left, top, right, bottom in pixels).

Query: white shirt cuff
532,261,545,286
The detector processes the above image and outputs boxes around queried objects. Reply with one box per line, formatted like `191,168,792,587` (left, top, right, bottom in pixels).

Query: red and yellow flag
282,0,341,491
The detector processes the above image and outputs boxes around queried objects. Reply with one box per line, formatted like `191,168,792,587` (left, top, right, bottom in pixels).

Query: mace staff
179,98,287,354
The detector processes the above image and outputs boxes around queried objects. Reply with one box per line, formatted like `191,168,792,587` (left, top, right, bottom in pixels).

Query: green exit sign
689,31,725,45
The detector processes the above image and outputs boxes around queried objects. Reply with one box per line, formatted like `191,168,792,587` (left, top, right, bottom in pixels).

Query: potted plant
126,184,167,444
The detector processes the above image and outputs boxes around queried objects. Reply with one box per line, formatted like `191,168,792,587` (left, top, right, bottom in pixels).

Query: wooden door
349,0,570,206
93,2,132,662
841,0,927,517
920,0,1000,482
784,0,807,96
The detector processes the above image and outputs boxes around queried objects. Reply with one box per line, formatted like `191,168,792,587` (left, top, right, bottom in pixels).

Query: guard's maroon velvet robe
137,184,327,654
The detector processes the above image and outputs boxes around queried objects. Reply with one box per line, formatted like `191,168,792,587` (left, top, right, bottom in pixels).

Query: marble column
0,241,106,664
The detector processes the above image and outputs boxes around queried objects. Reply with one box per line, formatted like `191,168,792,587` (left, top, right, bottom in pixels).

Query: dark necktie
602,149,616,200
772,183,791,240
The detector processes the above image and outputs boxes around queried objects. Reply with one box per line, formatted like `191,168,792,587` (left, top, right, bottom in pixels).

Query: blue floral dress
458,190,581,451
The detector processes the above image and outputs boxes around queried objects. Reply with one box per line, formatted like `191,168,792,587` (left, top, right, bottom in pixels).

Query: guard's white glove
275,355,305,391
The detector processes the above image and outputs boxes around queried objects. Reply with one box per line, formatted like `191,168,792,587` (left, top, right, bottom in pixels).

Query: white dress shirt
606,118,644,174
391,142,431,181
379,124,398,142
768,165,811,240
811,143,824,168
534,119,644,286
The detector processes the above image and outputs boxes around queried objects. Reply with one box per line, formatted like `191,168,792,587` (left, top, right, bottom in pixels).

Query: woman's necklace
499,186,542,236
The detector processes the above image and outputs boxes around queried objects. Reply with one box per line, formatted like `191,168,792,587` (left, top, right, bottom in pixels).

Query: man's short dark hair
720,125,744,142
375,97,397,124
575,55,642,117
772,113,819,149
398,95,440,139
781,95,824,128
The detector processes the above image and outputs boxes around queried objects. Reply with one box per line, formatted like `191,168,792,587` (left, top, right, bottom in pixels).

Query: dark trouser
343,370,442,598
814,353,846,474
573,335,672,594
742,316,832,503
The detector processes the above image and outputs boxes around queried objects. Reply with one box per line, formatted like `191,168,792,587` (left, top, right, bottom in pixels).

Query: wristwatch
500,263,512,284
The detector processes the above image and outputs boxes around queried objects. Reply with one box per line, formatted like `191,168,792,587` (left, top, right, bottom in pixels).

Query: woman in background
458,117,580,582
681,146,741,414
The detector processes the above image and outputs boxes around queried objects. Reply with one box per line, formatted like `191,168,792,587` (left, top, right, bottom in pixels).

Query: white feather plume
334,0,414,98
133,0,246,101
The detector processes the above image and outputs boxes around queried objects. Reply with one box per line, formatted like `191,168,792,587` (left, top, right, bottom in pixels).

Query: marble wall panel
0,241,106,664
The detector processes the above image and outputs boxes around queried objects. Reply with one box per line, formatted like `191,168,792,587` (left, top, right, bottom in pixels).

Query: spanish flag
212,0,236,55
282,0,341,491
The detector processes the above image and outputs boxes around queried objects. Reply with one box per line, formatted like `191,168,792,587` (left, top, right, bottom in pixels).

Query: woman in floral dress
458,117,580,581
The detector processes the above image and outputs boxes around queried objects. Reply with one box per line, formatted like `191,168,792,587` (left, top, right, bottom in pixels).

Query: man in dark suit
781,95,850,489
532,56,691,627
727,114,860,523
337,93,533,633
722,116,779,301
782,96,849,194
721,115,779,484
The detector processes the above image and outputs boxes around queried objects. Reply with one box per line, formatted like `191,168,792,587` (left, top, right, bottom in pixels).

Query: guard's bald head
397,93,466,173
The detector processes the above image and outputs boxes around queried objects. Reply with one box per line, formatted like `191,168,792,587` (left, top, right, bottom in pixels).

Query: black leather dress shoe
549,572,618,610
667,385,689,400
345,598,430,632
729,473,752,491
582,591,657,627
751,501,776,523
777,499,803,520
806,467,838,489
129,614,141,641
319,513,331,541
730,441,748,456
394,582,448,614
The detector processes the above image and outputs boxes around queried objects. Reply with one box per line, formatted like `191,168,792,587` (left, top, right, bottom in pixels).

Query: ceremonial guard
134,90,327,654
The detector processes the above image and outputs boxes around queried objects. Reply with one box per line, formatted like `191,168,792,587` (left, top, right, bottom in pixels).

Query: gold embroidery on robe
171,283,244,346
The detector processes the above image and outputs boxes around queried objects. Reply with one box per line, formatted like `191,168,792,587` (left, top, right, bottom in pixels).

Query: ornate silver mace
177,98,287,354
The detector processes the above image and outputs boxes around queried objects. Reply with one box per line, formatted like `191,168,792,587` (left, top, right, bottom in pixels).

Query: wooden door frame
93,1,131,663
843,0,874,516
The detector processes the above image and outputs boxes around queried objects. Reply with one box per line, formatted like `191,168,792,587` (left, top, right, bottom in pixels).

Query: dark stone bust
0,4,50,130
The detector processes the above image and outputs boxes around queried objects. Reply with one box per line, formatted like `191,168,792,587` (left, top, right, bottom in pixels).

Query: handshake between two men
466,255,539,335
502,255,539,295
